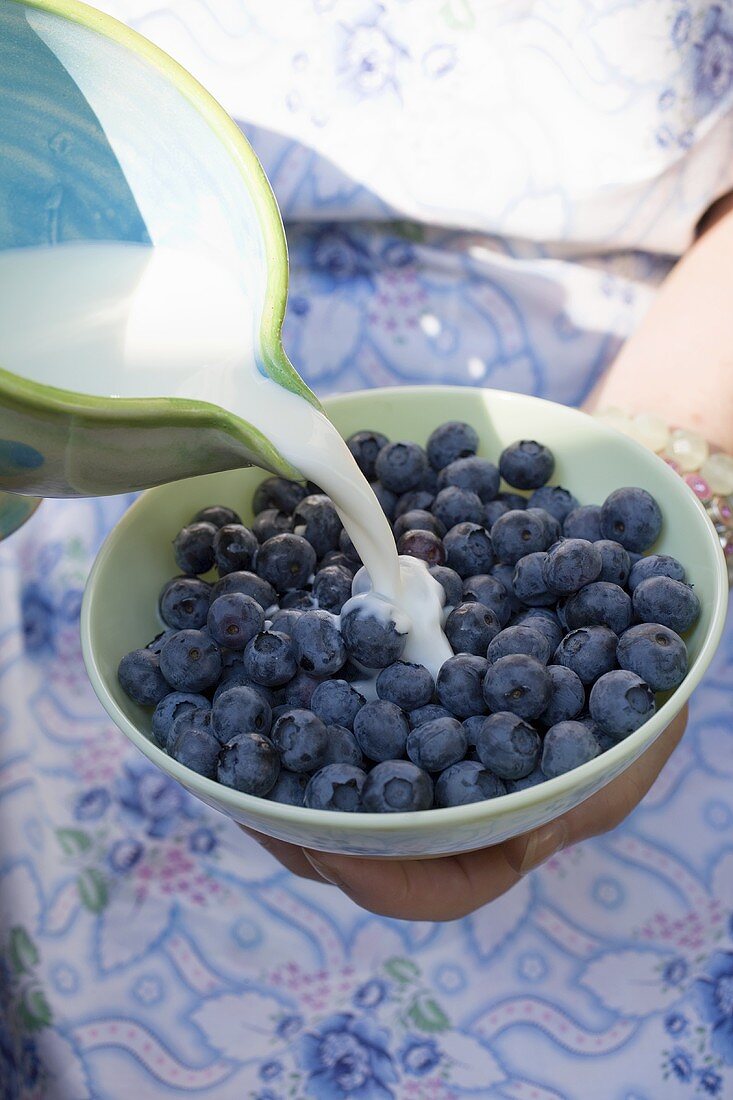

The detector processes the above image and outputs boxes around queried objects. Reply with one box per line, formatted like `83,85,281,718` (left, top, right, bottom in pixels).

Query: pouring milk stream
0,240,452,677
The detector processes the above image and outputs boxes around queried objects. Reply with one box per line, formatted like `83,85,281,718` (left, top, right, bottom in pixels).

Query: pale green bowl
81,386,729,857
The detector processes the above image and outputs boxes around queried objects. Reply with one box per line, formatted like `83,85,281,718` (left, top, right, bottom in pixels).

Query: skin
242,192,733,921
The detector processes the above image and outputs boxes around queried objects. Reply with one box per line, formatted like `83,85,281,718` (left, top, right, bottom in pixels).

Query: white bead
596,407,635,437
667,428,710,472
700,452,733,495
631,413,670,453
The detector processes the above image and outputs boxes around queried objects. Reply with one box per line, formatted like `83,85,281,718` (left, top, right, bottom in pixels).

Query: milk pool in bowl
81,386,728,858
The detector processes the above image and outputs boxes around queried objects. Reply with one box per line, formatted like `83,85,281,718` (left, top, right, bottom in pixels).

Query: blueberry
192,505,242,529
397,530,446,567
628,553,686,592
312,565,352,614
563,504,603,542
281,670,322,709
482,654,551,720
173,522,217,575
292,495,342,557
512,608,564,653
267,769,309,806
407,716,467,772
217,732,280,796
159,630,222,693
527,486,579,524
210,523,256,575
169,718,221,778
499,440,554,490
432,487,484,530
443,522,494,577
374,441,427,493
371,481,399,521
512,552,556,607
434,760,506,806
600,487,662,552
445,603,502,656
436,654,489,717
489,563,524,614
463,573,513,624
491,510,547,565
321,550,357,576
420,465,440,494
438,456,500,502
346,430,389,480
541,720,601,778
152,692,210,748
253,476,308,515
526,507,562,545
353,700,410,762
426,421,479,471
632,576,700,634
159,577,211,630
322,725,365,768
393,509,445,541
340,598,407,668
408,704,453,729
487,625,551,664
543,539,602,594
252,509,293,543
292,610,346,676
376,661,434,711
539,665,585,728
362,760,434,812
243,631,298,687
429,565,464,607
211,571,276,612
206,592,265,650
305,764,367,811
474,712,541,779
338,528,362,565
146,629,175,654
485,500,510,526
563,582,632,635
212,684,272,744
310,679,365,730
213,666,277,707
269,608,303,636
256,534,316,594
506,766,545,793
593,540,631,587
271,709,329,773
617,623,688,692
553,626,618,685
280,590,315,610
394,491,436,520
497,491,528,511
589,670,656,738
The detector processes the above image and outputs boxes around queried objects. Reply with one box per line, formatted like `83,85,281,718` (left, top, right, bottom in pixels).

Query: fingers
240,827,330,882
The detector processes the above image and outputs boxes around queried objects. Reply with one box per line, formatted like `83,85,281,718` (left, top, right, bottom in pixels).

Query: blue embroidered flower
664,1012,688,1036
694,951,733,1063
400,1037,441,1077
311,227,373,286
277,1014,303,1040
381,240,416,269
669,1047,693,1082
699,1069,723,1096
189,827,217,855
299,1013,397,1099
259,1060,283,1080
108,838,144,873
74,787,110,821
339,19,407,98
694,29,733,103
353,980,388,1010
21,583,55,654
672,9,691,48
663,957,689,987
58,587,83,622
116,759,191,838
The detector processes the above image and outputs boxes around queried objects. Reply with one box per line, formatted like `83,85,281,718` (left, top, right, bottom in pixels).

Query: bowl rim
81,385,730,836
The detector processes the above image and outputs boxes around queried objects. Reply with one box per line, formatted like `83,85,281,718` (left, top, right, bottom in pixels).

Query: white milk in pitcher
0,240,452,675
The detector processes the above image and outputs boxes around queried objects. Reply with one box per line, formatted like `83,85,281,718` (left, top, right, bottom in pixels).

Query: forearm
587,193,733,454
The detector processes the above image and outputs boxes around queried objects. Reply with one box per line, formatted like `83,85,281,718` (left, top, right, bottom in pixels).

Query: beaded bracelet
593,408,733,586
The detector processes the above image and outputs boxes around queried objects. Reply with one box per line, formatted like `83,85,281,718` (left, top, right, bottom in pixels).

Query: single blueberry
446,603,502,656
539,665,585,728
207,592,265,650
443,522,494,577
434,760,506,807
628,553,686,592
376,661,434,711
426,421,479,471
408,704,453,730
432,487,484,530
322,725,365,768
595,539,631,587
213,524,258,576
553,625,618,685
490,510,547,565
152,692,210,749
394,491,436,520
463,573,513,624
485,500,510,526
374,441,428,493
159,577,211,631
541,720,601,778
487,625,551,664
512,608,564,653
173,522,217,575
497,491,528,510
632,576,700,634
543,539,602,594
353,700,410,762
506,766,545,793
210,571,276,612
292,610,346,676
256,534,317,594
407,717,467,772
338,527,362,565
267,769,309,806
280,670,322,709
371,481,399,521
313,565,353,614
243,631,298,687
600,487,663,552
527,486,579,524
269,609,304,637
159,630,222,693
563,582,632,635
617,623,688,692
346,430,390,480
340,598,407,668
213,666,277,707
512,552,556,607
563,505,603,542
217,732,280,796
589,670,656,738
305,764,367,811
489,563,524,614
499,440,555,490
252,509,293,543
438,456,500,502
362,760,434,812
526,507,562,545
436,654,489,717
212,685,273,744
397,529,447,567
320,550,357,575
252,476,308,516
429,565,464,607
192,505,242,529
310,679,366,730
280,589,315,610
292,495,342,557
169,720,221,779
474,711,541,779
393,509,446,541
271,709,330,773
146,629,175,654
482,654,552,720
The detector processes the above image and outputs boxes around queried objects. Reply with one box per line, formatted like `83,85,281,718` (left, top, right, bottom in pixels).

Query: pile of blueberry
117,421,700,813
